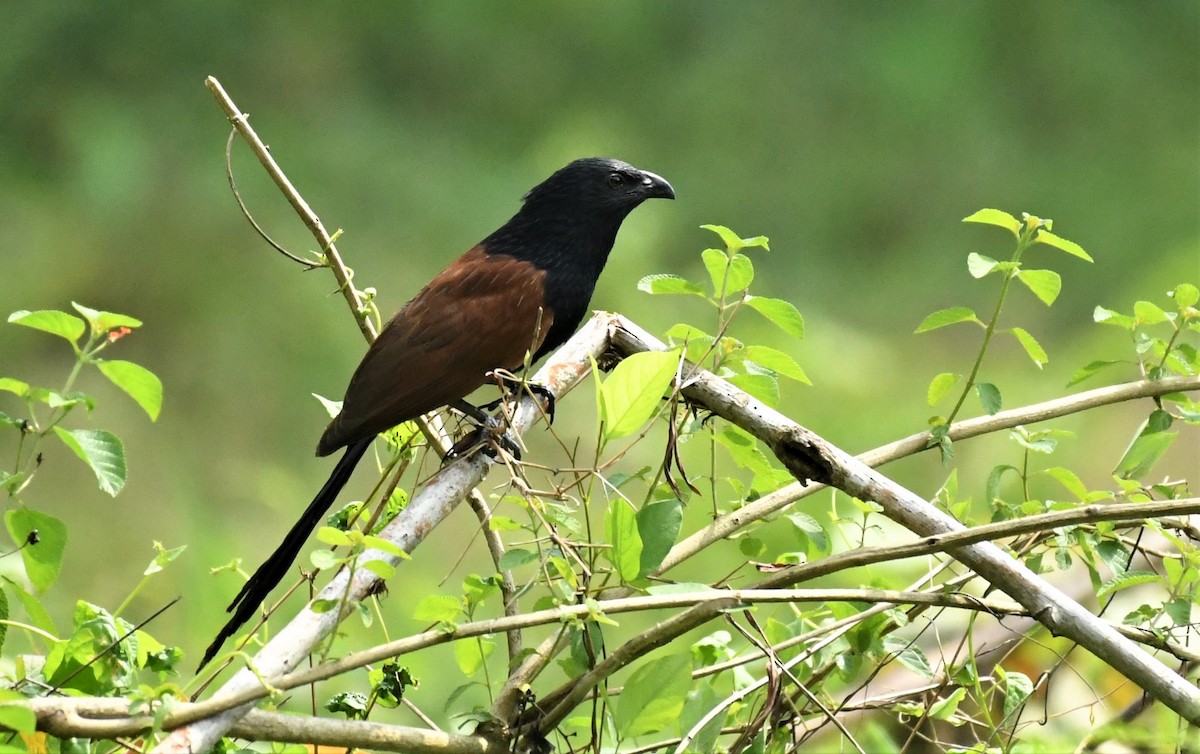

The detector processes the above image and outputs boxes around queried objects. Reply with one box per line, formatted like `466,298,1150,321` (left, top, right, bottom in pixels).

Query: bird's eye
607,172,625,189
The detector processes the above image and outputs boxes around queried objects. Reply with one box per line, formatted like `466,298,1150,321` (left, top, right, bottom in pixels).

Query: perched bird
200,157,674,668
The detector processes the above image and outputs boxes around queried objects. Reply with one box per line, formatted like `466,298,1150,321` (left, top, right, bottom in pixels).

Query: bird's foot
479,376,557,424
446,423,523,461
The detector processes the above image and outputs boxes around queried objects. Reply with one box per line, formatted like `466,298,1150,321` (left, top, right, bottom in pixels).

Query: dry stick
202,77,523,666
33,700,504,754
607,314,1200,724
494,371,1200,717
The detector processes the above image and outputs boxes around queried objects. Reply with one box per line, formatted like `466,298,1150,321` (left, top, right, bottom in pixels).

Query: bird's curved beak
639,170,676,200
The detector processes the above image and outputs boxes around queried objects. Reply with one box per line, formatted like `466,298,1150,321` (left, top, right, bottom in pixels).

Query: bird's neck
482,206,626,278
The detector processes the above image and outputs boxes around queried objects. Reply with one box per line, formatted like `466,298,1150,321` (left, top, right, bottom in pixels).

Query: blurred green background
1,0,1197,730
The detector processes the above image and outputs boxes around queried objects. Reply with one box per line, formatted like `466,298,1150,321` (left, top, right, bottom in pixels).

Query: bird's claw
446,423,523,461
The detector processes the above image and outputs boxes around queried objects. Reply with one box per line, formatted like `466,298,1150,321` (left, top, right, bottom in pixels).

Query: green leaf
962,208,1021,235
702,249,755,296
701,224,769,252
316,526,353,547
928,687,967,722
1034,230,1093,262
614,652,692,737
454,635,494,676
885,636,933,679
1133,300,1170,325
741,345,810,384
1096,570,1158,600
1067,359,1125,387
787,512,830,556
1008,327,1048,368
52,427,126,496
724,254,754,293
605,501,643,583
1173,283,1199,310
2,577,58,637
1093,306,1135,330
70,303,143,335
975,382,1001,415
5,507,68,593
1016,268,1062,306
0,692,35,734
497,549,538,570
412,594,461,623
744,296,805,338
7,310,85,343
636,500,682,578
1000,669,1034,720
96,360,163,421
926,372,958,406
0,378,30,398
1041,467,1088,500
599,350,678,439
1114,413,1177,479
636,274,705,296
309,549,341,570
966,253,1000,278
915,307,979,333
728,372,779,407
362,559,395,580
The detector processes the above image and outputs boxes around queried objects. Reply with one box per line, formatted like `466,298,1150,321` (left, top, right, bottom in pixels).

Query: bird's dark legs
444,376,557,461
477,375,557,424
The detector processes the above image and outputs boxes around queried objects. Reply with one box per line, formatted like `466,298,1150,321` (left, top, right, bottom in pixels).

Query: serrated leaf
1067,359,1125,387
605,500,642,583
70,303,142,335
1000,670,1034,720
741,345,810,384
915,307,979,333
1009,327,1048,368
885,637,933,679
309,549,340,570
1173,283,1199,309
51,427,126,496
1016,269,1062,306
7,310,85,343
636,274,705,296
599,350,678,439
412,594,461,623
701,224,768,252
1034,230,1092,261
1093,306,1135,330
5,508,68,593
1096,570,1158,600
615,653,692,737
927,372,958,406
1041,466,1087,500
745,296,805,338
963,208,1021,235
1133,300,1170,325
96,360,163,421
966,253,1000,278
975,382,1001,415
699,250,754,294
362,559,395,579
497,549,538,570
728,372,780,406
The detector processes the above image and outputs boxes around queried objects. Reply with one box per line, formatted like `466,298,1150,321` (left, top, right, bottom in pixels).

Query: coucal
200,157,674,668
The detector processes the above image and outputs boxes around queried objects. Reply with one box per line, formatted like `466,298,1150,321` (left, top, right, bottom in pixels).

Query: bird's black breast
534,266,599,360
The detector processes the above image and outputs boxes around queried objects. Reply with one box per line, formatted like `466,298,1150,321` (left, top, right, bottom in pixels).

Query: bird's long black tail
198,437,372,670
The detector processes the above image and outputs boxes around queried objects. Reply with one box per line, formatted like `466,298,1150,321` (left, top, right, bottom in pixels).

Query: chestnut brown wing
316,247,553,455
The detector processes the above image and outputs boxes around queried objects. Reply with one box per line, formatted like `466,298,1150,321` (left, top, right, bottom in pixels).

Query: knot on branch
769,427,835,486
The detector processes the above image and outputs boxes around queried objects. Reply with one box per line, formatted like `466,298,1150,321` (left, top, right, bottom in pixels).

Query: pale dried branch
607,314,1200,724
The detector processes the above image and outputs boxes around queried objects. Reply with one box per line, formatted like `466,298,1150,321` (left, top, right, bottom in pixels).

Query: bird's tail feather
198,437,372,670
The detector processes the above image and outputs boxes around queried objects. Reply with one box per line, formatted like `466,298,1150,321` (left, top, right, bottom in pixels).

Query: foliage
0,309,184,747
3,221,1196,751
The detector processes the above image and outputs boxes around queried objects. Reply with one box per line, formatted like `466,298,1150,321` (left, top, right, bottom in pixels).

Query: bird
199,157,674,669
